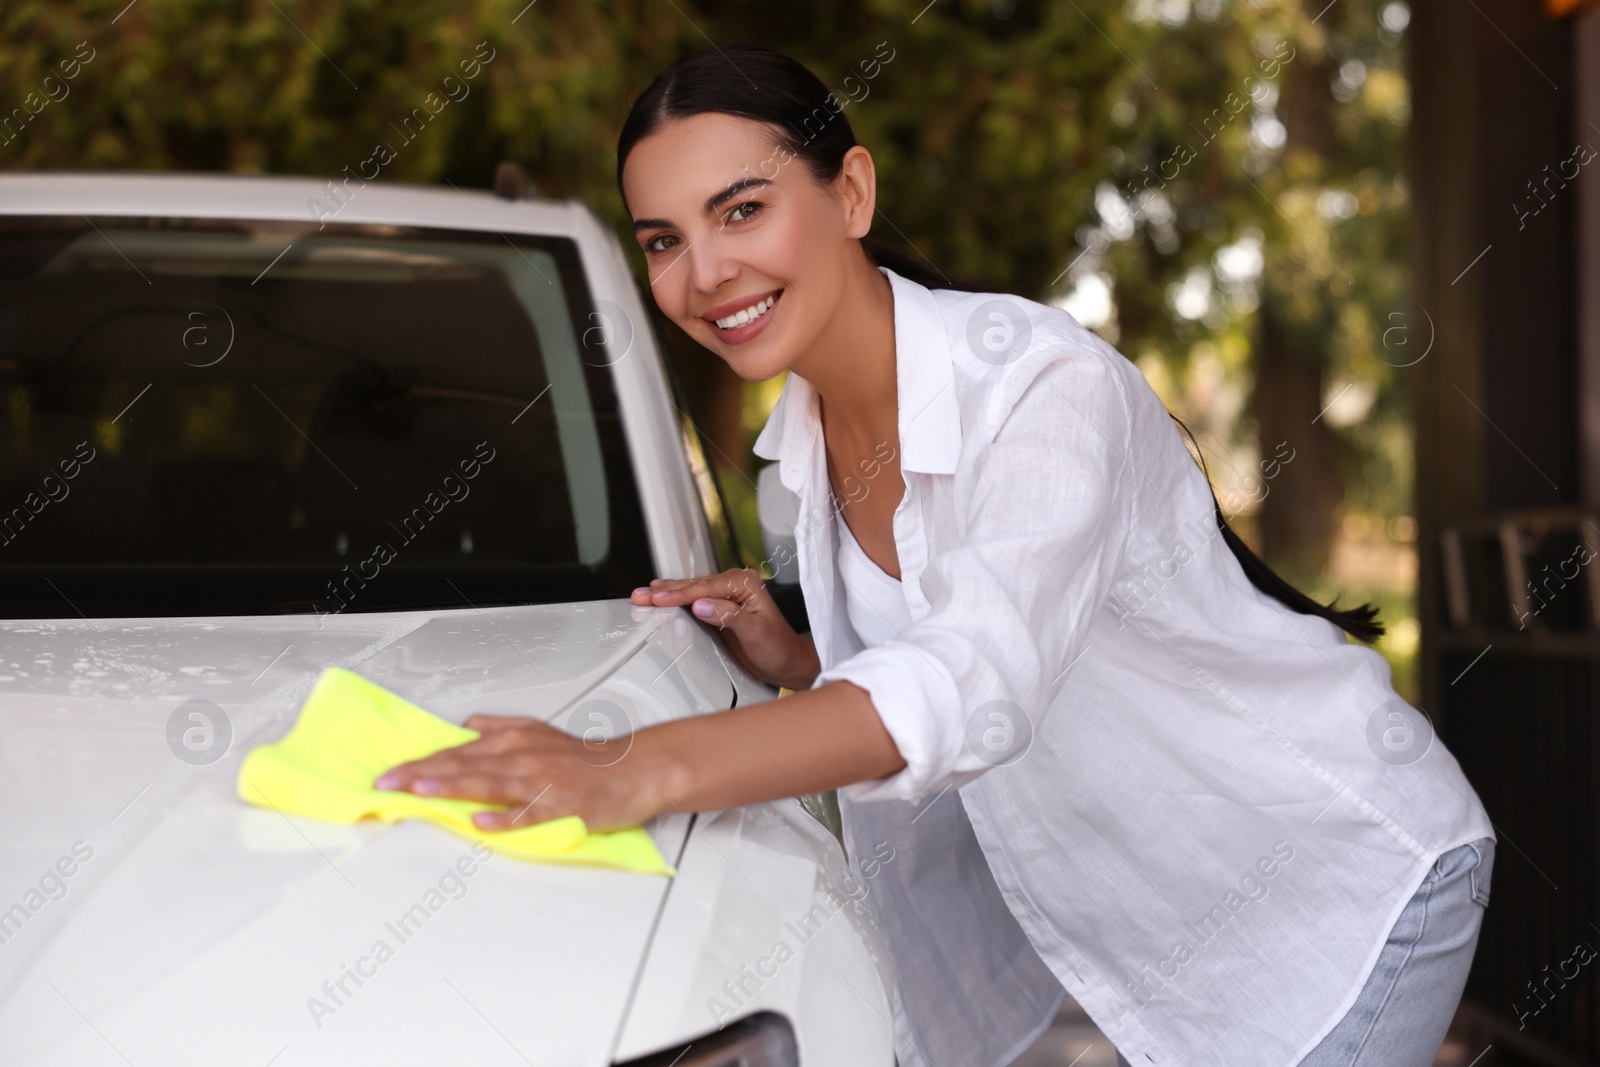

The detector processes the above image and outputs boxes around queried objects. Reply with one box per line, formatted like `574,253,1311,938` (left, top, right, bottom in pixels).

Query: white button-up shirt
751,265,1497,1067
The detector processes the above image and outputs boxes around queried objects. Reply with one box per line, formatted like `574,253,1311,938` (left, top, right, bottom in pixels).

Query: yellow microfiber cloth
237,667,675,877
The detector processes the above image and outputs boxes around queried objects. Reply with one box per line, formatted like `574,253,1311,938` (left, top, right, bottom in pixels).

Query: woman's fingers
471,809,518,830
366,717,646,834
408,772,538,807
635,569,766,609
472,795,558,830
373,754,462,790
688,596,741,627
375,754,556,820
463,712,534,734
644,579,704,606
373,728,537,789
373,756,560,830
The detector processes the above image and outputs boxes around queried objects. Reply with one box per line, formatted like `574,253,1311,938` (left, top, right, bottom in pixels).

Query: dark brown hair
615,44,989,293
1170,414,1383,642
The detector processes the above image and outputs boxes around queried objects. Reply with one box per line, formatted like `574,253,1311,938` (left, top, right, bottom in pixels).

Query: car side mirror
756,463,809,635
757,462,800,584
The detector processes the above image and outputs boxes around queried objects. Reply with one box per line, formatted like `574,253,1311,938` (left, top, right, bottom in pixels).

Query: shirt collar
751,265,962,493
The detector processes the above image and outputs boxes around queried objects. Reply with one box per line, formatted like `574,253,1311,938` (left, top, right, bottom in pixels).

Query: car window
0,217,653,618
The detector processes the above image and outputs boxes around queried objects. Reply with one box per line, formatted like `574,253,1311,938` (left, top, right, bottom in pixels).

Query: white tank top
830,498,1072,1055
835,507,910,646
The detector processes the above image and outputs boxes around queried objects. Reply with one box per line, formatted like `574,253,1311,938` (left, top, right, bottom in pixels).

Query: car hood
0,600,733,1067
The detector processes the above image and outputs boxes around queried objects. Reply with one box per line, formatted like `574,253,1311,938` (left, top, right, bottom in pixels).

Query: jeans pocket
1466,838,1494,909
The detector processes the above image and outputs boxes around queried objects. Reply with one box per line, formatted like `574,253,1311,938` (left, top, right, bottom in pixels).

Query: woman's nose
686,240,740,297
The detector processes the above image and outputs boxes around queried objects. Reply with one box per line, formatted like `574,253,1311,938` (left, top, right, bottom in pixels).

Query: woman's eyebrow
632,176,773,232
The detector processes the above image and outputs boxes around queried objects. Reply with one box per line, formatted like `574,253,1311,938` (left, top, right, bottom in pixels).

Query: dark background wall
1412,1,1599,1059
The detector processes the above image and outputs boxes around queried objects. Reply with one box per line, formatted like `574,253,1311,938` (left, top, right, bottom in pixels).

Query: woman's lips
706,288,783,346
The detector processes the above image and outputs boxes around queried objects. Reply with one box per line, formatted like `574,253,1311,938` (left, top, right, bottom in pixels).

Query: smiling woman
615,61,994,389
376,44,1498,1067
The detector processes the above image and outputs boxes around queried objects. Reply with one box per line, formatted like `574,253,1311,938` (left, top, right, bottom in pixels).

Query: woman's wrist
627,723,696,821
624,639,819,825
774,633,821,691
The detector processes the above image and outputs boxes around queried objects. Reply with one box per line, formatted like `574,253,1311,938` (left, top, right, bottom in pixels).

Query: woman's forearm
632,679,905,816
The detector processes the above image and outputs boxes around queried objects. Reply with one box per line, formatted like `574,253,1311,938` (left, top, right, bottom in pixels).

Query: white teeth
715,291,778,329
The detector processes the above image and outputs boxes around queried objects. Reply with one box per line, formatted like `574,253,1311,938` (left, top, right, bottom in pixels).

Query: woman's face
622,112,873,382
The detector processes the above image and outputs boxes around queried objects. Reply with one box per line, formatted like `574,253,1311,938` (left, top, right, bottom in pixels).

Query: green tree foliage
1,0,1411,579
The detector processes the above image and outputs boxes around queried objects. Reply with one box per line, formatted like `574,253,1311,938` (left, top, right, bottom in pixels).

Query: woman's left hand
372,714,667,833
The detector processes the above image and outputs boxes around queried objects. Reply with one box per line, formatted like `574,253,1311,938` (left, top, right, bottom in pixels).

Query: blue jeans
1116,837,1494,1067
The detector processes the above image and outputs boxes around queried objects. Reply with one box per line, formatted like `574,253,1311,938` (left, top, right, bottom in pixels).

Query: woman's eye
726,201,763,224
644,234,678,255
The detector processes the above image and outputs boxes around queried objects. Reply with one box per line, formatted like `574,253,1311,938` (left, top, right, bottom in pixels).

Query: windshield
0,217,653,618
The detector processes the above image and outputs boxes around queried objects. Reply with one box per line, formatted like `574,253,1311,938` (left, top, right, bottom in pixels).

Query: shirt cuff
812,640,965,804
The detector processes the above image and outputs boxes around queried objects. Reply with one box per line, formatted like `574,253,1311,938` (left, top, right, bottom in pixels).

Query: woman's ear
837,144,877,240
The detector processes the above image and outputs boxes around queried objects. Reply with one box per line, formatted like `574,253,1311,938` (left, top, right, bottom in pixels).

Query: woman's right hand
631,568,820,691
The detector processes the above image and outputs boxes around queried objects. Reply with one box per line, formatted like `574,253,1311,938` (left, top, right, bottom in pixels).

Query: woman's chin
724,350,788,382
698,329,792,380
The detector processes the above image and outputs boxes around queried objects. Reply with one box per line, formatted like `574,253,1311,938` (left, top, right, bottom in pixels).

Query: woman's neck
793,253,899,452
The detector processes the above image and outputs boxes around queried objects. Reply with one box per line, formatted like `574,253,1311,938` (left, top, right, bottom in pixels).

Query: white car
0,173,896,1066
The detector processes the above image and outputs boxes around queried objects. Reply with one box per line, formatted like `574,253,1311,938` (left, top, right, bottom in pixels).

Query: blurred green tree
1,0,1412,585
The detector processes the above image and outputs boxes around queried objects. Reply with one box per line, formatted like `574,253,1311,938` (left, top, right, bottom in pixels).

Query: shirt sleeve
814,350,1134,804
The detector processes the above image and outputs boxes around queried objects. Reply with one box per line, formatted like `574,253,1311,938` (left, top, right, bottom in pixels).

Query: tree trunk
1253,16,1343,580
1253,302,1343,579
